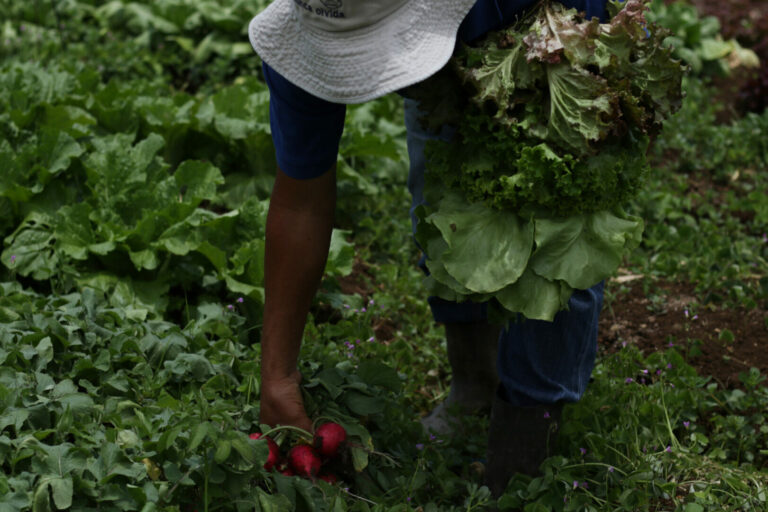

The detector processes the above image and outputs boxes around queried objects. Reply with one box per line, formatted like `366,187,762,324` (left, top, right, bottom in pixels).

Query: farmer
249,0,608,496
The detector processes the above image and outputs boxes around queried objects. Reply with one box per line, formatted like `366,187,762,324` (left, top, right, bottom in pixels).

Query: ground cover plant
1,0,767,510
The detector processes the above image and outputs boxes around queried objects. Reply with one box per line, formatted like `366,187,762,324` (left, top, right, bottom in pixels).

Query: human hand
259,369,313,432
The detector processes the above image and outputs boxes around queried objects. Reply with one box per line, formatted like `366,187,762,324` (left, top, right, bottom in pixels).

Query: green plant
646,0,759,77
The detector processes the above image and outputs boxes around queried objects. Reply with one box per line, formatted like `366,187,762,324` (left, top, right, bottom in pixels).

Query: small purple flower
415,443,424,450
625,377,634,384
608,466,614,473
236,297,244,303
642,369,649,375
543,411,550,419
580,447,587,456
9,255,16,265
683,421,690,429
621,341,627,348
670,384,675,388
429,434,436,441
573,480,579,489
656,369,662,375
226,304,234,311
367,336,374,342
406,497,412,502
368,299,375,305
353,309,358,313
667,342,675,348
762,233,767,243
684,309,689,318
361,307,367,313
665,445,672,453
692,314,698,320
667,363,673,369
355,339,361,345
640,378,646,385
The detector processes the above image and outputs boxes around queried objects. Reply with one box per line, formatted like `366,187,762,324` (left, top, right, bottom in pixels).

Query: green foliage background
0,0,767,511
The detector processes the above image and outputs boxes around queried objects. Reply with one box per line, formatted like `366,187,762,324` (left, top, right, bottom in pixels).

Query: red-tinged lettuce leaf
529,208,644,289
523,3,601,65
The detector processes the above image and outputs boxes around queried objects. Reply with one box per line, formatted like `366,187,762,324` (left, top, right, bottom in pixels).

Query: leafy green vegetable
411,0,684,321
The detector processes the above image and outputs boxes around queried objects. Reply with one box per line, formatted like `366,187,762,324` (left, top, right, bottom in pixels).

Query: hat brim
249,0,477,104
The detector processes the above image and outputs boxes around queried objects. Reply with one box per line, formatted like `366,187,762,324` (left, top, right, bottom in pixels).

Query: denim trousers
403,98,604,407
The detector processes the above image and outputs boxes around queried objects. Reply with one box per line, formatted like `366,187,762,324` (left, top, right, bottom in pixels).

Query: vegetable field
1,0,767,510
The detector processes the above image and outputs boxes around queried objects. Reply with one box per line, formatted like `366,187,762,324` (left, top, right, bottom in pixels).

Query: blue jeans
404,97,603,407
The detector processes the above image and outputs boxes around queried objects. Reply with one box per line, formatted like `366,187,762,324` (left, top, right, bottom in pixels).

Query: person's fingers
260,372,313,432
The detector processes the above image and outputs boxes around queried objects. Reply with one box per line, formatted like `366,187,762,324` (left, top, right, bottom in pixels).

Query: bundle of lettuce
410,0,685,322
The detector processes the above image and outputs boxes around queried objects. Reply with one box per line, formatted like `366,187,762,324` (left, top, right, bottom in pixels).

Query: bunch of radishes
249,422,347,483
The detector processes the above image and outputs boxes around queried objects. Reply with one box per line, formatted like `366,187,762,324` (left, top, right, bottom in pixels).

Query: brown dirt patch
599,279,768,388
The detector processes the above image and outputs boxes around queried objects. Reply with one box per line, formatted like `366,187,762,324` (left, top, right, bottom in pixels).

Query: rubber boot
485,393,564,498
421,322,500,436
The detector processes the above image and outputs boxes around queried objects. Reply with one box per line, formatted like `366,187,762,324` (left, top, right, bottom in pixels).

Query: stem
658,380,680,450
345,441,400,467
49,0,67,50
339,487,378,506
561,462,628,476
203,470,209,512
312,416,339,430
161,464,200,503
262,424,313,439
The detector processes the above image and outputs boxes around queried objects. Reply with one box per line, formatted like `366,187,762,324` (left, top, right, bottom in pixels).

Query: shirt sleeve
262,61,347,180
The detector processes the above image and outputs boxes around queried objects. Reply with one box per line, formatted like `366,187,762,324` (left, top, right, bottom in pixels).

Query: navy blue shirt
264,0,608,179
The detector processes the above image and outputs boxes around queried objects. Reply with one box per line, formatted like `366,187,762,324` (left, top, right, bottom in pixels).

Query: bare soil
599,279,768,389
334,258,768,389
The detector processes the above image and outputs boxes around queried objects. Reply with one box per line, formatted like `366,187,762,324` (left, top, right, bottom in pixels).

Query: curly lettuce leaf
545,63,618,154
463,39,542,115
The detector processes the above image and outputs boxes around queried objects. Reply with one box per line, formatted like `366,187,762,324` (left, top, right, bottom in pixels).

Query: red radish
313,422,347,458
249,433,280,471
318,472,338,484
288,445,322,478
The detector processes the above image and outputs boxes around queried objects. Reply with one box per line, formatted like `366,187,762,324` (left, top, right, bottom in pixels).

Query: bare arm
259,165,336,431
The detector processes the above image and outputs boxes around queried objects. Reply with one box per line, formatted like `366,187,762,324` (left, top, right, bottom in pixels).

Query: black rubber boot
421,321,500,436
484,393,564,498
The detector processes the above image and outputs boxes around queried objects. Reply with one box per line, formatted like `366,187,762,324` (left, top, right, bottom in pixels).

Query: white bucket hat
248,0,478,104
